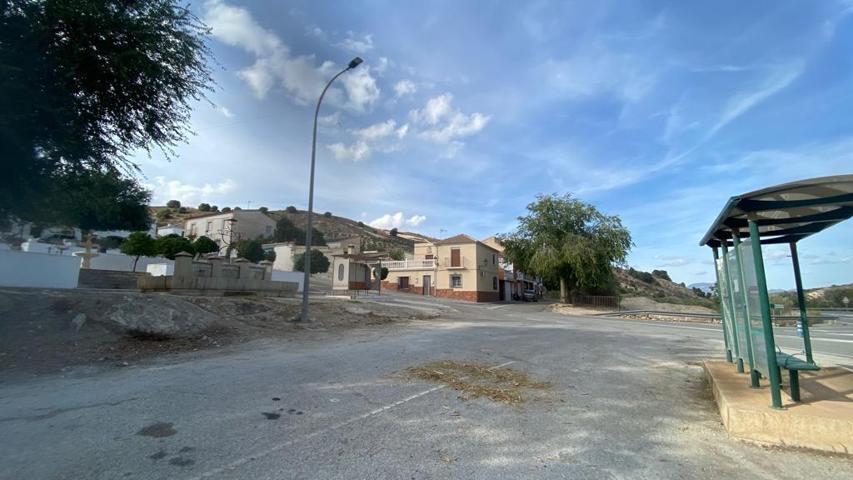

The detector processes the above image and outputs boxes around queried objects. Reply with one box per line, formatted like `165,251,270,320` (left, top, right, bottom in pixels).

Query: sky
134,0,853,290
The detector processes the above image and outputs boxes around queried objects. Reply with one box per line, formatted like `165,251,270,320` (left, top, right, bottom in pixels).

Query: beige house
184,210,275,255
381,234,501,302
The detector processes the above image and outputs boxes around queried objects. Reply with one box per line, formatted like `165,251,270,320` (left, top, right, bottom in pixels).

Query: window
451,275,462,288
450,248,461,267
337,264,345,281
206,221,213,233
399,277,410,289
493,276,498,290
265,225,272,235
189,224,197,236
492,253,496,265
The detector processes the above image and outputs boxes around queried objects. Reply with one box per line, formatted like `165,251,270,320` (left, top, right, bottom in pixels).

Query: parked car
523,289,538,302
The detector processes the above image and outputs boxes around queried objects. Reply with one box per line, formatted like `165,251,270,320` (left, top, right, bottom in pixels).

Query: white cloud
354,119,398,140
409,93,491,144
396,123,409,139
327,141,370,161
707,62,804,138
147,177,237,204
337,31,374,53
318,111,341,126
394,79,417,97
215,105,234,118
204,0,380,110
540,49,656,103
369,212,427,229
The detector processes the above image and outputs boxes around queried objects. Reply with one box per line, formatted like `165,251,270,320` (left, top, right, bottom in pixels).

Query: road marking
187,361,515,479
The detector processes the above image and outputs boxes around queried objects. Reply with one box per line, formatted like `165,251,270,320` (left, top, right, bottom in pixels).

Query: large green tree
120,231,156,271
192,235,219,255
499,194,633,303
0,0,213,228
155,234,194,260
235,238,265,263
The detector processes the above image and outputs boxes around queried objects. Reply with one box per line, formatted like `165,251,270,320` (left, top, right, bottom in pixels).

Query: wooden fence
570,293,621,310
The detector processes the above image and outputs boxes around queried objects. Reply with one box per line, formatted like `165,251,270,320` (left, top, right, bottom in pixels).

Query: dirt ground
0,288,436,378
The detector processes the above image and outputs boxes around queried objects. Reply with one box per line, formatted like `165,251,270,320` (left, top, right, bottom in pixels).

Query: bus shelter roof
700,175,853,248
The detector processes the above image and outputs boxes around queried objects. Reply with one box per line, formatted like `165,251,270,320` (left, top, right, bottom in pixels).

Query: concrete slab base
704,360,853,454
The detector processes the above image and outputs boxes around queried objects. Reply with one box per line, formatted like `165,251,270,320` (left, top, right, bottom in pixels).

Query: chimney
347,245,355,255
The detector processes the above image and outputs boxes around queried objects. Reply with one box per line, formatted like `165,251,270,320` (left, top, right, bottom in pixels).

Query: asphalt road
1,300,851,479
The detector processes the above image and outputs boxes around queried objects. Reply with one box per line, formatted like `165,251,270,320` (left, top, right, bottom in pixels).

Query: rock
107,294,219,338
71,313,87,331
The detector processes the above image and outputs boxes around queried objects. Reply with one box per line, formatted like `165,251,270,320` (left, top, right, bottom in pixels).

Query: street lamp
299,56,363,322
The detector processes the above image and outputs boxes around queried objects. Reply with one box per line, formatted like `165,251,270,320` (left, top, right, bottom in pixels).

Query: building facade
184,210,275,255
381,234,501,302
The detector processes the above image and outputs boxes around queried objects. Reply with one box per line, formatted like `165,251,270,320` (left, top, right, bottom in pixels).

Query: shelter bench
775,352,820,402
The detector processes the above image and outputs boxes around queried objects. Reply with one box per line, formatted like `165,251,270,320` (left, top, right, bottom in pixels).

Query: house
331,251,384,292
381,234,501,302
264,236,362,272
157,224,184,237
482,236,543,301
184,210,275,255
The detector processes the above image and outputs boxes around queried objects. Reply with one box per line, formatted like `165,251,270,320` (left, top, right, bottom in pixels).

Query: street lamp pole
299,57,363,322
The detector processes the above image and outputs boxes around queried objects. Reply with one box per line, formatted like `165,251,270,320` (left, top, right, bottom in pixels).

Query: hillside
150,205,416,253
616,268,716,309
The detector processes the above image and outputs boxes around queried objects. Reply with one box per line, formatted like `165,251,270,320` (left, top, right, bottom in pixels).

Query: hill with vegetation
616,268,716,309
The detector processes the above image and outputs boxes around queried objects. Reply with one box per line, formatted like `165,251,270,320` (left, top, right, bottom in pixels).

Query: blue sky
135,0,853,289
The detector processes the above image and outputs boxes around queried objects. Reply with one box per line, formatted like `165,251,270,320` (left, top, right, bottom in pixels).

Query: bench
776,352,820,402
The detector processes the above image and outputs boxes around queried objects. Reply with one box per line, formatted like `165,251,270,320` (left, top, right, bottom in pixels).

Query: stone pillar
173,251,193,278
234,258,251,279
259,260,273,281
208,256,224,278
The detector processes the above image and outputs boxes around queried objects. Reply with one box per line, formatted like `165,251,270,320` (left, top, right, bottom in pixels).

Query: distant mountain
688,282,715,295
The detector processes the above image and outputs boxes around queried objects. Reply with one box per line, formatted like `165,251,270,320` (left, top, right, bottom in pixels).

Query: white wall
0,250,80,289
146,263,174,277
272,270,303,292
83,253,174,272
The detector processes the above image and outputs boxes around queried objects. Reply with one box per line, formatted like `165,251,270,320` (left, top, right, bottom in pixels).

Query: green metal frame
720,243,742,370
748,219,784,409
789,242,814,363
732,233,760,388
712,246,733,363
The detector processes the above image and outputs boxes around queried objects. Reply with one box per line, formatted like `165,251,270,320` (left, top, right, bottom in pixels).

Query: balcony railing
382,259,436,270
443,257,468,269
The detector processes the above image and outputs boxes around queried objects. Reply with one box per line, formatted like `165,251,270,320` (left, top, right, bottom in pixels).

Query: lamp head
348,57,363,69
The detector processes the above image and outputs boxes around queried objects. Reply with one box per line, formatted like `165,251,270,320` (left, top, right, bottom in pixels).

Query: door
499,280,506,301
422,275,431,295
450,248,460,267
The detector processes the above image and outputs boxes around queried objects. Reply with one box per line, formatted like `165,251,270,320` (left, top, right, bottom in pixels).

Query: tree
374,266,389,280
198,203,211,212
286,206,298,213
294,250,330,274
233,206,242,211
192,236,219,255
210,205,219,212
166,200,181,209
651,269,671,282
221,207,232,213
389,228,398,237
155,234,194,260
273,217,303,243
389,249,405,261
121,232,157,271
258,206,268,213
323,211,332,218
45,170,152,231
177,206,188,214
1,1,213,226
235,238,265,263
499,194,632,303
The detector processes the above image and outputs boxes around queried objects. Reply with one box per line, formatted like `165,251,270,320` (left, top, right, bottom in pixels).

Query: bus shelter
700,175,853,408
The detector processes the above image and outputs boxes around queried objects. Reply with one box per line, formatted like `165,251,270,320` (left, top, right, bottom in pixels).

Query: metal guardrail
595,310,839,322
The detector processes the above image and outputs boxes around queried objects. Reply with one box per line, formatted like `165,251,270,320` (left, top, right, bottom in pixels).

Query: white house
157,224,185,237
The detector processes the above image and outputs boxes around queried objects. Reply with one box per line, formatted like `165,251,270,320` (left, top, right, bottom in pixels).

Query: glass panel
739,240,769,377
716,258,736,350
726,251,748,362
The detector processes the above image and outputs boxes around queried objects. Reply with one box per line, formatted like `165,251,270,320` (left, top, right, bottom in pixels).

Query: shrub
389,227,398,237
198,203,211,212
177,206,188,214
389,249,405,261
294,250,330,273
155,234,194,259
651,269,671,282
234,238,265,262
285,205,297,213
258,206,268,213
323,211,332,218
166,200,181,209
221,207,232,213
628,268,656,284
192,236,219,255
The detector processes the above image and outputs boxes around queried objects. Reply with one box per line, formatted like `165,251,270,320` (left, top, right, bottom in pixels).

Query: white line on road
187,361,516,479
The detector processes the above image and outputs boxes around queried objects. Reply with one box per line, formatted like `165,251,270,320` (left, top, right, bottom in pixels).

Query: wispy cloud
409,93,491,146
336,31,374,53
204,0,380,110
146,177,237,205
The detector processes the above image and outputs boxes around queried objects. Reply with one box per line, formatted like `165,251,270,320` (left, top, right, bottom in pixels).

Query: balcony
442,257,468,269
382,259,436,270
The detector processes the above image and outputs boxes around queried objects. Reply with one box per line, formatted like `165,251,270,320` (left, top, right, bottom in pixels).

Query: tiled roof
434,234,478,245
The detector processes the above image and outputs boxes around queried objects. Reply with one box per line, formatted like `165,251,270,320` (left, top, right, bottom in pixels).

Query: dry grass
405,360,550,406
